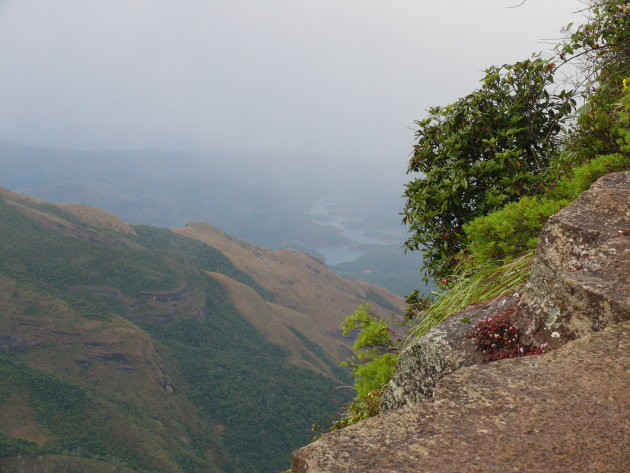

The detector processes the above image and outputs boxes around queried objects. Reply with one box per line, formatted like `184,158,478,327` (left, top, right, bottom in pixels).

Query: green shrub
0,433,42,457
464,100,629,268
403,57,575,279
340,305,394,362
552,151,630,200
339,306,399,399
319,305,399,432
551,0,629,176
463,151,629,268
464,197,568,265
328,387,384,432
351,353,398,399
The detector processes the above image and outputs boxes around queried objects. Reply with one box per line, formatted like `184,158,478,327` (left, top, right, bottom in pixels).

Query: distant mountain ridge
0,186,403,473
0,143,424,296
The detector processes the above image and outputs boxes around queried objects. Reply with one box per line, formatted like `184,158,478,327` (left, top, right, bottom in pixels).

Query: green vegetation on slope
141,273,350,473
0,356,161,472
0,194,353,473
0,199,180,296
314,305,398,435
0,433,41,458
130,225,275,301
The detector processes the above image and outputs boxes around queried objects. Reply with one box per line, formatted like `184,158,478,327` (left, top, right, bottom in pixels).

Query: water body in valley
308,198,403,265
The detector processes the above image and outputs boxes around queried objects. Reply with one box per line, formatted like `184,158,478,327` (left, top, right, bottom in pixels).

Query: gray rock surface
380,294,517,412
381,172,629,412
515,171,630,347
292,321,630,473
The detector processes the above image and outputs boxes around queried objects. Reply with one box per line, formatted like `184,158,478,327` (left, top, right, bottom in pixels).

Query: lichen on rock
380,294,517,412
515,171,630,347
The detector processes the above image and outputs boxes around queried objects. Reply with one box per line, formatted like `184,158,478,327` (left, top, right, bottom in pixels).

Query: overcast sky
0,0,584,165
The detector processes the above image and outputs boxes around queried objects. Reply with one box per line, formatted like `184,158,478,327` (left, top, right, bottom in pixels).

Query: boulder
380,294,517,412
382,172,629,412
515,171,630,347
292,321,630,473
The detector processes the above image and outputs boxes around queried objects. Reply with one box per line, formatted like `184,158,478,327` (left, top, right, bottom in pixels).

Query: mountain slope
0,187,403,473
175,222,401,338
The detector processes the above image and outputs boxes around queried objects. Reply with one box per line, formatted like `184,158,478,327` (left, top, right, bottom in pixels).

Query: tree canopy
403,58,575,278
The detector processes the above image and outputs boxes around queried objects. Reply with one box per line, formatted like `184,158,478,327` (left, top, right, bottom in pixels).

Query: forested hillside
0,187,402,473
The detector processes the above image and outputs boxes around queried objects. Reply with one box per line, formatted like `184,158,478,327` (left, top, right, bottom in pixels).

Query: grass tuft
405,251,534,344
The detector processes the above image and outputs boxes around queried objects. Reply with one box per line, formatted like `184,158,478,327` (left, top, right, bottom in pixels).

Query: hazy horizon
1,0,583,166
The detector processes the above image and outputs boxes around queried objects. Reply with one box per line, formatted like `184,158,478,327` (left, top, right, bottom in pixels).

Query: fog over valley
0,0,583,294
1,0,581,158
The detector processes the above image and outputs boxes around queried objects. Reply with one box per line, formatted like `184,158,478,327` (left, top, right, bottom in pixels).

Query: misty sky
0,0,584,165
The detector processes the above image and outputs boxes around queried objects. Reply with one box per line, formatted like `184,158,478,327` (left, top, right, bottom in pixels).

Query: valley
0,142,425,296
0,186,403,473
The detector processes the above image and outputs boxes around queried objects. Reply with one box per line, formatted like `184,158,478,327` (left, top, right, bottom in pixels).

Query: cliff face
515,171,630,346
292,172,630,472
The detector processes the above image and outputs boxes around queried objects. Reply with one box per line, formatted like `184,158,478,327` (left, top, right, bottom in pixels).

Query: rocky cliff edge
292,172,630,472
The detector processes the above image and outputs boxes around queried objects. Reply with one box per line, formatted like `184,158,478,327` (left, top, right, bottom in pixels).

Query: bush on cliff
339,305,398,399
404,0,629,280
326,0,629,434
311,306,398,434
402,57,576,279
399,1,630,343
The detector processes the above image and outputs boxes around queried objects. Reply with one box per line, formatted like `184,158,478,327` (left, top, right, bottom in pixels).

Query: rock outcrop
380,294,517,412
382,172,630,411
515,172,630,347
292,321,630,473
292,173,630,472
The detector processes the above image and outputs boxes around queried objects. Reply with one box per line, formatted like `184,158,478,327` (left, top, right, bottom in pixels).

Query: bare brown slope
0,186,136,236
176,222,404,337
208,271,347,378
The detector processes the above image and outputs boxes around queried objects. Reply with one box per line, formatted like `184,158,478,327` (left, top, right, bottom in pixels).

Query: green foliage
0,198,181,297
406,252,534,341
557,0,629,76
549,77,630,181
403,0,629,351
552,151,630,199
131,225,275,301
403,2,629,283
325,306,398,431
0,357,90,437
403,57,576,278
0,196,351,473
465,149,629,267
341,305,394,362
464,197,568,265
0,358,149,468
351,353,397,399
340,305,399,399
327,387,385,432
428,147,629,330
143,277,351,473
552,0,630,174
